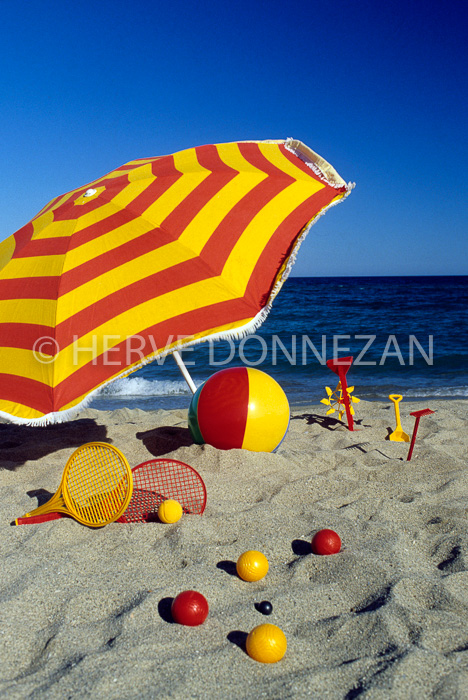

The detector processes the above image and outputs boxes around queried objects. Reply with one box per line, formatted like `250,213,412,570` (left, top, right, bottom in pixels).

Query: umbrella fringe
0,395,97,426
284,137,355,194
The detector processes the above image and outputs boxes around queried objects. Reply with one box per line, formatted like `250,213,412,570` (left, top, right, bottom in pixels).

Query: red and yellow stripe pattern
0,139,352,423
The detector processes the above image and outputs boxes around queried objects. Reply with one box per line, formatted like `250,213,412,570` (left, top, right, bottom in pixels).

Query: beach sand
1,399,467,699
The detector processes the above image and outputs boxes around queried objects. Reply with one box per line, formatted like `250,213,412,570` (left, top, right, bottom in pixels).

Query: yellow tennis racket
16,442,133,528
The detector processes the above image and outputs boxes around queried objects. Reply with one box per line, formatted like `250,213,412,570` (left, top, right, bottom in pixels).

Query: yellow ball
236,550,269,582
246,623,287,663
157,499,183,523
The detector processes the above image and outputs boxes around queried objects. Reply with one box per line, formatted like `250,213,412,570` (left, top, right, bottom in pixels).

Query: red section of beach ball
196,367,250,450
311,529,341,555
171,590,209,626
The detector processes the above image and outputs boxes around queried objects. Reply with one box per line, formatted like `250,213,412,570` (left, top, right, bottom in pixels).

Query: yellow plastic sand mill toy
321,356,359,430
321,383,360,423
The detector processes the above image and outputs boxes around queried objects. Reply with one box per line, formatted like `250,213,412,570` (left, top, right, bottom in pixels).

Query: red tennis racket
14,458,206,525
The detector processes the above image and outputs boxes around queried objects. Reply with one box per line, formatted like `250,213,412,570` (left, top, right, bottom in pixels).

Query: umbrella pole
172,350,197,394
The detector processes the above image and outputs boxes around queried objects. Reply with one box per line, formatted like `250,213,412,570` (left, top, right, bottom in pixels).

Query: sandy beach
1,398,467,699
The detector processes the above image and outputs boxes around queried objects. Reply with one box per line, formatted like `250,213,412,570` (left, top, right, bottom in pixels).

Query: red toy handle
15,512,65,526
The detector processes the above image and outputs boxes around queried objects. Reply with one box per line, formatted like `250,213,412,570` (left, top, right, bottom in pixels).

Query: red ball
311,529,341,555
171,590,209,626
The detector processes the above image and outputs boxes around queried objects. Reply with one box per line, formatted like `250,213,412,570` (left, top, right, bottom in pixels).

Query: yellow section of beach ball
242,368,290,452
246,623,287,663
236,550,269,581
158,499,183,523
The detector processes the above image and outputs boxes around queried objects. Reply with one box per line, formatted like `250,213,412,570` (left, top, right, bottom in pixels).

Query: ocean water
90,276,468,411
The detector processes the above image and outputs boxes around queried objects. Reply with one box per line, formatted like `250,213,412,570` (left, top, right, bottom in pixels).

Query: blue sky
1,0,466,276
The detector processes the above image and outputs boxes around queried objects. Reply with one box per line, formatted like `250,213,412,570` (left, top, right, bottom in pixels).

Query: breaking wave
98,376,192,397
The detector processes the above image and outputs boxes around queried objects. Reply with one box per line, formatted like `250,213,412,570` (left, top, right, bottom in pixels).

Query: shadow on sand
136,426,195,456
0,418,109,470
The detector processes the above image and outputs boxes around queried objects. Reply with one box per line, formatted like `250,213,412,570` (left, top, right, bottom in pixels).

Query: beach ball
246,623,287,663
236,550,269,582
311,529,341,555
188,367,289,452
171,590,209,626
157,499,183,523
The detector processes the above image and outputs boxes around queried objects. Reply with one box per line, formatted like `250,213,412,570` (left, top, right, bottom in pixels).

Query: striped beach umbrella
0,138,353,424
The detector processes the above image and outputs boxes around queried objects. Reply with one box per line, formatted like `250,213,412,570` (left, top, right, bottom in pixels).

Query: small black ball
257,600,273,615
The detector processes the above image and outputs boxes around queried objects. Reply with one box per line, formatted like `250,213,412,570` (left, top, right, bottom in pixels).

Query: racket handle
14,512,65,526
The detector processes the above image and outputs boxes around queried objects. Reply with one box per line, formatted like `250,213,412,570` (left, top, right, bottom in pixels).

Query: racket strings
120,459,206,523
66,444,131,525
125,488,163,522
